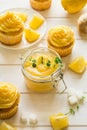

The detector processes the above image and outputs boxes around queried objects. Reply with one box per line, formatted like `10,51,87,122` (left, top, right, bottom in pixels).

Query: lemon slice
29,15,44,30
69,56,86,74
50,113,69,130
16,13,28,22
0,122,16,130
24,28,40,43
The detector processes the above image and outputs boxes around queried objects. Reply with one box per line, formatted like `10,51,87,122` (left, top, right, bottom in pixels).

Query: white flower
68,95,78,105
20,112,28,124
29,113,38,125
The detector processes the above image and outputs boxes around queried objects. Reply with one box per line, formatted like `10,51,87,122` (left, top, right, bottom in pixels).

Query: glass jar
21,47,67,93
30,0,52,11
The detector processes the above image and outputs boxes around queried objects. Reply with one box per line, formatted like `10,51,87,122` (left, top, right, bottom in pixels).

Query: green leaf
55,57,62,64
41,56,43,64
69,108,75,115
32,62,36,67
46,60,51,66
32,59,36,63
77,105,79,110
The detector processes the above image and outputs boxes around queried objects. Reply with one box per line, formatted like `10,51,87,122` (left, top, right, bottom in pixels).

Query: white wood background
0,0,87,129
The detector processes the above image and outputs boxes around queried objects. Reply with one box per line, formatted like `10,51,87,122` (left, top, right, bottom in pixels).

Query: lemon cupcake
0,11,24,45
0,82,20,119
77,13,87,38
47,26,75,57
30,0,52,10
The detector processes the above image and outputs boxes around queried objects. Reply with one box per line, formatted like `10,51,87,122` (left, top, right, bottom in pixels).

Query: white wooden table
0,0,87,130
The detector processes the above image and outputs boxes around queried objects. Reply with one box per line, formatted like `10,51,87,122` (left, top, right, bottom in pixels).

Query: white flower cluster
67,88,85,106
20,112,38,125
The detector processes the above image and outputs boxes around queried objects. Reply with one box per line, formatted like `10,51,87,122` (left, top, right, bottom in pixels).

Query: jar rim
21,47,63,82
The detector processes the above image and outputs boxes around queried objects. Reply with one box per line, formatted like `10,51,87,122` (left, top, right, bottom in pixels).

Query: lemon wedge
17,13,28,22
0,122,16,130
50,113,69,130
29,15,44,30
69,56,86,74
24,28,40,43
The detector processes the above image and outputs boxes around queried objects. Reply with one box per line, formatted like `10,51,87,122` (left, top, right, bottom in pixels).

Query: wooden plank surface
0,0,87,129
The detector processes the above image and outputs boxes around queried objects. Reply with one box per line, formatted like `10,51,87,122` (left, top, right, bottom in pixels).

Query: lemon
17,13,28,22
61,0,87,13
50,113,69,130
0,122,16,130
69,56,86,74
29,15,44,30
24,28,40,43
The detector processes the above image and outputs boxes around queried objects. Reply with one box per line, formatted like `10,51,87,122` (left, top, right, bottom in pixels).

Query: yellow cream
0,11,24,34
22,48,63,93
48,26,74,47
0,82,19,109
23,52,62,77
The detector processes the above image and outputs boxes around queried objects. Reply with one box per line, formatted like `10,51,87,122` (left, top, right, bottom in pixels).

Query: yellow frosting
48,26,74,47
0,11,24,34
23,52,62,77
0,82,19,109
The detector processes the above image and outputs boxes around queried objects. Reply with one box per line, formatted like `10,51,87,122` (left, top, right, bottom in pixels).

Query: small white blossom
20,113,28,124
68,95,78,105
29,113,38,125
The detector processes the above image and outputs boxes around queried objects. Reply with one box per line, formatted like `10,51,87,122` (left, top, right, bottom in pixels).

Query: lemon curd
22,48,63,93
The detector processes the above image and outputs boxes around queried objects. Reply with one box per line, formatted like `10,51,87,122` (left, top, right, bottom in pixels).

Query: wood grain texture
0,0,87,129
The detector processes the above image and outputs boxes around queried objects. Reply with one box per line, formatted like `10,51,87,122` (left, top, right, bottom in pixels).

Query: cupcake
77,13,87,38
30,0,52,11
47,26,75,57
0,11,24,45
0,82,20,119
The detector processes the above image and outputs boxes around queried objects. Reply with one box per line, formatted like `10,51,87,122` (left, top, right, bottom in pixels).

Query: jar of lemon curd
21,47,67,93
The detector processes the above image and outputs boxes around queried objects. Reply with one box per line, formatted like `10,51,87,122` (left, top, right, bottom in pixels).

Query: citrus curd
22,48,66,93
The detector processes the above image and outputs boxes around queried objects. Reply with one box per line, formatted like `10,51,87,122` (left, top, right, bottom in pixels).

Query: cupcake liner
0,105,18,120
0,31,23,45
48,42,74,57
30,0,52,10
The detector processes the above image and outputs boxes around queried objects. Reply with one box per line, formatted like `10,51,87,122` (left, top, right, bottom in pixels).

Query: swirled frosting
48,26,74,47
0,82,19,109
0,11,24,34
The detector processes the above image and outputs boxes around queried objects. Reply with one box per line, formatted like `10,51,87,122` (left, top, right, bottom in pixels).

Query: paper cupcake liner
30,0,52,10
0,31,23,45
0,105,18,120
48,42,74,57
